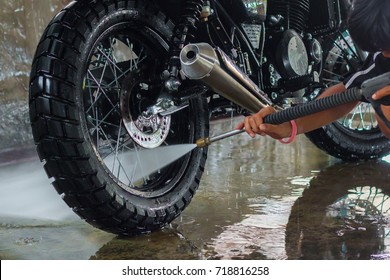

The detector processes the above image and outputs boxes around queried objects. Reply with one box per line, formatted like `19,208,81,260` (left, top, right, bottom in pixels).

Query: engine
223,0,339,97
267,0,310,34
260,0,323,95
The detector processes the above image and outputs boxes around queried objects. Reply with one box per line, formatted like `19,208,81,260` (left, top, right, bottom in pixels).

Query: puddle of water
285,161,390,260
1,119,389,260
90,228,201,260
1,0,390,261
0,218,113,260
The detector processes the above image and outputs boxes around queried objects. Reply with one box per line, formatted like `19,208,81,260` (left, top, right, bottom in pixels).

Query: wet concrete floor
1,119,390,260
1,0,390,260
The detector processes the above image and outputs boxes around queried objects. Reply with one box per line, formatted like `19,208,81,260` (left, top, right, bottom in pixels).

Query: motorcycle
29,0,390,235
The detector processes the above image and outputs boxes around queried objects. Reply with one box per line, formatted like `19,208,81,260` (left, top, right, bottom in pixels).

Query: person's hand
236,106,293,139
372,86,390,138
372,85,390,103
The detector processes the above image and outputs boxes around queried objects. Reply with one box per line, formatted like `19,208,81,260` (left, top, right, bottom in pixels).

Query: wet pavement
1,0,390,261
1,118,389,260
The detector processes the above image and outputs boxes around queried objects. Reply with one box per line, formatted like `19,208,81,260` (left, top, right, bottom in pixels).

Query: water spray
129,72,390,180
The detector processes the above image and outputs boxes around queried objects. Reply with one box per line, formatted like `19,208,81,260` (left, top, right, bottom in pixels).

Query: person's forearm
376,105,390,139
294,83,359,135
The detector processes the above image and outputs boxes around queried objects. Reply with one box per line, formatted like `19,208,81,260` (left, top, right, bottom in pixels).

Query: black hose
263,87,362,125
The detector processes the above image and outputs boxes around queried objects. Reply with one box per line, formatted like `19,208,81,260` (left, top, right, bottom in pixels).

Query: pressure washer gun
196,72,390,148
361,72,390,127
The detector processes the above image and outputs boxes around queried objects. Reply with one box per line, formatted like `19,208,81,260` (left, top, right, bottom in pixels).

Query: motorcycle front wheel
29,0,209,235
306,26,390,161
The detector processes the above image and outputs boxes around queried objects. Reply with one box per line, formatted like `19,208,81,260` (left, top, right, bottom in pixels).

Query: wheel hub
120,79,171,149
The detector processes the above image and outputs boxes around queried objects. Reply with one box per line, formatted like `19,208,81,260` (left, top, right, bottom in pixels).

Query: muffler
180,43,272,113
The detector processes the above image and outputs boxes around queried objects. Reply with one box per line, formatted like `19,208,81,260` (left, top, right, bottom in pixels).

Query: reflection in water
0,118,389,260
208,196,296,260
1,0,389,260
91,228,201,260
183,119,331,260
286,161,390,260
91,159,390,260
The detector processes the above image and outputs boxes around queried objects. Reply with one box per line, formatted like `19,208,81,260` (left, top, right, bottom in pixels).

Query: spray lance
195,72,390,148
129,72,390,182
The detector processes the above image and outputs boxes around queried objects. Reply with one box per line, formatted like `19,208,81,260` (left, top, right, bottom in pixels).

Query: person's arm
372,85,390,139
294,83,358,134
237,83,359,139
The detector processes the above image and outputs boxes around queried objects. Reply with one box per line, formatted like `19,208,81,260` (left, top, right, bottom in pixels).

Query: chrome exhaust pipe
180,43,272,113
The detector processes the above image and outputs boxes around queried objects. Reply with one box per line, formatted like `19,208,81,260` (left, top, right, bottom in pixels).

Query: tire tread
29,0,206,235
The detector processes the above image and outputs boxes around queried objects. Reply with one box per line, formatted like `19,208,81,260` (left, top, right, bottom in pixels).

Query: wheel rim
323,29,379,133
81,26,194,197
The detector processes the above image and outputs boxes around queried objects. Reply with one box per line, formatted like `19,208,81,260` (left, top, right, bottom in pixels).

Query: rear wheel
29,0,209,235
306,26,390,161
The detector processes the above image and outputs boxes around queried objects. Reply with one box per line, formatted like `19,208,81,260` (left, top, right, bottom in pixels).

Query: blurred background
0,0,71,153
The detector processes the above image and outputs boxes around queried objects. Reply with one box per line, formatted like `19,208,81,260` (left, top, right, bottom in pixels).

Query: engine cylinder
267,0,310,33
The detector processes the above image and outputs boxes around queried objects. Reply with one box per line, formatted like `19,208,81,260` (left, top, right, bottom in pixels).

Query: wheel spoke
323,30,378,131
81,28,199,196
86,69,118,110
323,69,345,80
112,121,133,185
84,37,156,187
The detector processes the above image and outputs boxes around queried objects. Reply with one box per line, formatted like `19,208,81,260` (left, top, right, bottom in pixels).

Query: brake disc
120,79,171,149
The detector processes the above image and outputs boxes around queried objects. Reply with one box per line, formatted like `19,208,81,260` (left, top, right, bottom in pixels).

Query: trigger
377,95,390,106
